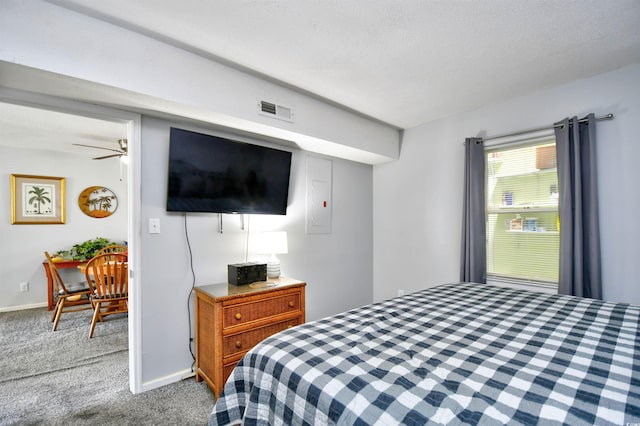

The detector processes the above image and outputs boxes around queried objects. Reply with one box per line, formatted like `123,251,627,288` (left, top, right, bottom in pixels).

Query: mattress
209,282,640,425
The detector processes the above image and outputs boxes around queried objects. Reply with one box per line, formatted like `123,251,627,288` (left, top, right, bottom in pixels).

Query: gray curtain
460,137,486,283
555,114,602,299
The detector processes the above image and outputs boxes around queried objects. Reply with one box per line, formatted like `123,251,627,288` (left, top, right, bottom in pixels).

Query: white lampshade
256,231,288,278
256,231,288,255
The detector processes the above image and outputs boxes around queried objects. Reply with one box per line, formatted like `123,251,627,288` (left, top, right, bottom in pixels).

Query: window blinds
485,138,559,285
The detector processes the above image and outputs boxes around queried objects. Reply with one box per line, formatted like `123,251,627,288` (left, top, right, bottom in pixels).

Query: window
485,137,559,287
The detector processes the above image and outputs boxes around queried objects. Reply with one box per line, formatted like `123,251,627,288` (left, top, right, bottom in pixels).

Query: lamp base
266,256,281,278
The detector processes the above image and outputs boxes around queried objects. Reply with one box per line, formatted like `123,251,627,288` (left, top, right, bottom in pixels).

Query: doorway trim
0,88,143,394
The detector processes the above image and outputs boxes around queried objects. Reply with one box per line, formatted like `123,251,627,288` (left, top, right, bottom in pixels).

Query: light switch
149,218,160,234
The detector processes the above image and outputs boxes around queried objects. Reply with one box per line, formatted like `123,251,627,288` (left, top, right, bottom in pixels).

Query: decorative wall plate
78,186,118,218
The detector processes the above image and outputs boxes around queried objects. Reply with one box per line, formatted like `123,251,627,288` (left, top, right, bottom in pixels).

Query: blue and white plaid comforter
209,283,640,425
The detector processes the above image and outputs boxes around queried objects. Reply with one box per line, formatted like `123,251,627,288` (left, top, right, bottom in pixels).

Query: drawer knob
288,301,295,308
287,325,293,329
235,341,242,348
235,313,242,320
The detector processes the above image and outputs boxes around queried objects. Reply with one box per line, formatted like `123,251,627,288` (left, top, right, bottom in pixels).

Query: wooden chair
44,251,92,331
95,244,128,257
84,253,128,338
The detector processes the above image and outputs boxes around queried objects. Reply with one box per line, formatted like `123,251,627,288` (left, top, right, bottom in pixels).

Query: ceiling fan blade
92,153,123,160
73,143,124,154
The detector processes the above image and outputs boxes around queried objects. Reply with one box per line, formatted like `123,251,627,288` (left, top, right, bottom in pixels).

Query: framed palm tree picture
11,174,66,224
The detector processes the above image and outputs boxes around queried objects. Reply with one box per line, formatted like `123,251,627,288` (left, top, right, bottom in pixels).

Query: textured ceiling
47,0,640,129
0,102,127,156
2,0,640,155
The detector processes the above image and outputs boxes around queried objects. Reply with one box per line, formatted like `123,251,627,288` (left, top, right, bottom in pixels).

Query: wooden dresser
194,277,306,398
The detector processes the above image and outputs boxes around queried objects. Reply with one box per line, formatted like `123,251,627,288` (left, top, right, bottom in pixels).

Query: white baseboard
140,368,196,393
0,302,48,312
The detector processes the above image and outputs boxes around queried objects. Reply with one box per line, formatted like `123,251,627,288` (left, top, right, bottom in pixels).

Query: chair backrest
95,245,128,256
84,253,128,298
44,251,70,295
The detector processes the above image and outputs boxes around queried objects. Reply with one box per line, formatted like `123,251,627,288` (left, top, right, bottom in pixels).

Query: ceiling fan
73,138,128,160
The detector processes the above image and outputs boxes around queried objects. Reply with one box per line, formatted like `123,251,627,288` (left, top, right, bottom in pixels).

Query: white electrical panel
305,156,332,234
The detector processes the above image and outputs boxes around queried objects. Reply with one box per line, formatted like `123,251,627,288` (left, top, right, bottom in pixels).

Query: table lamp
257,231,288,278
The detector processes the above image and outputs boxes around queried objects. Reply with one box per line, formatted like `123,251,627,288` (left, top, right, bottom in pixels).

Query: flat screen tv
167,127,292,215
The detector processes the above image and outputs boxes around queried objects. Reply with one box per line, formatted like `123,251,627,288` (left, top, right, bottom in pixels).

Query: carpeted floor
0,307,215,425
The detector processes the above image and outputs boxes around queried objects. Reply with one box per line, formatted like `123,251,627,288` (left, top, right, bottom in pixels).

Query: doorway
0,93,142,393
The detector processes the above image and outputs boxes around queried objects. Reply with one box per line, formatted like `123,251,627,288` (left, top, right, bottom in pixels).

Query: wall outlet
397,289,405,296
19,282,29,292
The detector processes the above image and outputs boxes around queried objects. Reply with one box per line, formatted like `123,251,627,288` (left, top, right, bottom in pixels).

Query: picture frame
10,174,66,224
78,186,118,218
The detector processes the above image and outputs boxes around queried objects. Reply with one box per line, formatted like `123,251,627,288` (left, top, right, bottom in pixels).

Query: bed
209,282,640,425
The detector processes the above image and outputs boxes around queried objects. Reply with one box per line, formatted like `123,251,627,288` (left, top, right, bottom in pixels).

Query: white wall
139,116,373,384
0,145,128,309
373,63,640,304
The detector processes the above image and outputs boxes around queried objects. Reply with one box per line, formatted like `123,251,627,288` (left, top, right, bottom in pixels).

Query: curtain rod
480,113,614,142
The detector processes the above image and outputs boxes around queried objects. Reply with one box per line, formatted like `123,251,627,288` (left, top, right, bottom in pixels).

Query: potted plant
53,237,119,261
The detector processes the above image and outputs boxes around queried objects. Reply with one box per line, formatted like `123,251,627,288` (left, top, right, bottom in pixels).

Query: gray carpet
0,307,215,425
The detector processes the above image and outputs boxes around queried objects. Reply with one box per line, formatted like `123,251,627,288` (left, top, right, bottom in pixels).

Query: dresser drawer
222,363,236,385
223,291,301,328
195,279,305,399
223,317,300,357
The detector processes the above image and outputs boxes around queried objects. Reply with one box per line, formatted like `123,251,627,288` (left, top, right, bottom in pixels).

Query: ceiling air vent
258,100,294,122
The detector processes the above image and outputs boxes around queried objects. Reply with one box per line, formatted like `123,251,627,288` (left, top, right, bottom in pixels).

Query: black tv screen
167,127,292,215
